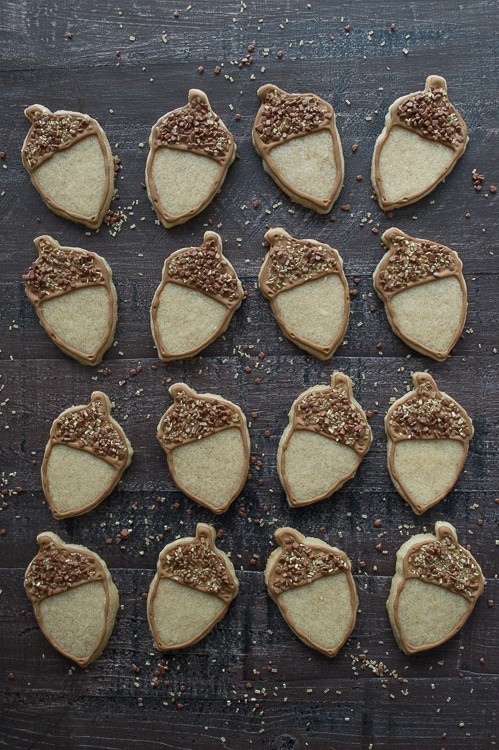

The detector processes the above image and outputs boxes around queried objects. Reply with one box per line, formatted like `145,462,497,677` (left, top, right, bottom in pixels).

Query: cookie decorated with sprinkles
24,532,119,666
277,372,372,507
252,84,344,213
387,522,484,654
157,383,250,513
258,227,350,359
23,235,118,366
372,75,468,211
373,228,467,361
150,231,244,362
145,89,237,228
385,373,473,514
265,528,358,657
41,391,133,519
21,104,115,228
147,523,239,651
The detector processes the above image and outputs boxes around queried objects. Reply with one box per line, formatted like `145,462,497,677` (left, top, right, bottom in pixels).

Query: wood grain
0,1,498,748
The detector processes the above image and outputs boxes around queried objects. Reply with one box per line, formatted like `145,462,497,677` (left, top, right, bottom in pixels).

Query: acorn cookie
372,75,468,211
23,235,118,366
24,532,119,666
387,522,484,654
385,373,473,514
252,84,344,213
146,89,236,228
147,523,239,651
258,228,349,359
151,231,244,361
265,528,358,657
277,372,372,507
21,105,114,228
373,228,467,361
157,384,250,513
41,392,133,519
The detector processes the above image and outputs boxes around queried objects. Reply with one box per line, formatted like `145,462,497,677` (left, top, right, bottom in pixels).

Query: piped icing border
373,228,467,361
265,527,358,657
389,522,484,655
145,90,237,228
252,84,344,213
21,105,115,229
372,76,468,211
156,383,250,514
147,523,239,651
278,372,372,507
41,392,133,520
258,227,349,360
24,532,117,667
150,231,244,362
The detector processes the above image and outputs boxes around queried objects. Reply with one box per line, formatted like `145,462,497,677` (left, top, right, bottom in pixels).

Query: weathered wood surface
0,1,497,748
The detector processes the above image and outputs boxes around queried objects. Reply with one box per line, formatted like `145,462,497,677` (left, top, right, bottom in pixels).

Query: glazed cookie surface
23,235,118,366
265,528,358,656
373,228,467,361
277,372,372,507
151,231,244,361
24,532,119,666
41,392,133,519
21,105,115,228
146,89,236,227
253,84,344,213
259,228,349,359
157,384,250,513
372,76,468,211
385,373,473,514
147,523,239,650
387,522,484,654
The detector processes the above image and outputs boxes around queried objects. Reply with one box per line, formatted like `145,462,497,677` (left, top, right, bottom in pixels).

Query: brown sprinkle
54,397,128,463
389,381,472,441
255,87,332,145
408,533,481,598
378,235,457,293
296,386,370,451
155,95,232,161
25,540,100,601
397,86,465,147
271,535,346,594
160,533,236,600
263,233,338,295
22,238,105,299
160,389,240,449
23,108,93,168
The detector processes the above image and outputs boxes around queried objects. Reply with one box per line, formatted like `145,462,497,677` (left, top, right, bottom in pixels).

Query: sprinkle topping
296,387,370,451
388,380,472,440
54,397,128,463
23,107,93,169
159,389,240,450
23,237,105,299
155,95,232,160
397,86,466,147
166,237,242,305
262,234,338,295
407,533,481,598
255,88,332,145
377,235,457,293
25,540,100,601
160,533,236,601
270,534,346,594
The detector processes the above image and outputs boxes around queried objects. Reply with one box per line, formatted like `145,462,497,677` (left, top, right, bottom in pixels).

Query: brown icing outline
258,227,350,360
150,231,245,362
24,532,119,667
371,76,468,211
373,228,468,361
23,235,118,366
265,528,358,657
41,392,133,520
385,373,473,515
387,522,484,655
147,523,239,651
145,89,237,228
277,372,372,508
156,383,250,514
21,105,115,229
252,84,344,214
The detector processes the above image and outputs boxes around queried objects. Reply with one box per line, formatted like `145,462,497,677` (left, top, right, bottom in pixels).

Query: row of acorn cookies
23,224,468,367
25,520,485,667
21,77,467,229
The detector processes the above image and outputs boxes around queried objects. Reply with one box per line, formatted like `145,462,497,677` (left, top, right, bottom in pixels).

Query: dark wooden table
1,1,497,748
